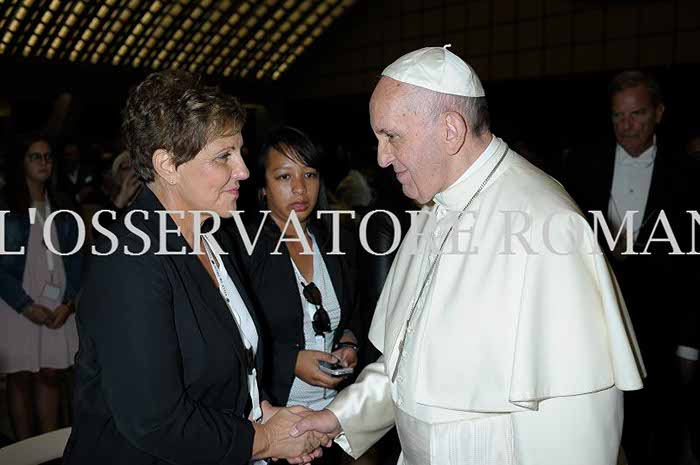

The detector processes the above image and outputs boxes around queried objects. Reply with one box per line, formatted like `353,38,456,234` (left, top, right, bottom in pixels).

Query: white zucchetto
381,44,486,97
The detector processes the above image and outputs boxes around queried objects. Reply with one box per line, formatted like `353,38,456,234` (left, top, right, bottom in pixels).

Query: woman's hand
21,304,53,325
334,332,359,368
331,347,358,369
294,350,345,389
261,400,282,424
113,172,141,209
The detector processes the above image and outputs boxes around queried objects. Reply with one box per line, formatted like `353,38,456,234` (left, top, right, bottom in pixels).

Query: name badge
41,283,61,303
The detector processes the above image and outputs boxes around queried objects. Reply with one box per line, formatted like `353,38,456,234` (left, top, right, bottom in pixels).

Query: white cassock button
396,398,404,407
397,375,405,383
406,324,414,334
434,227,441,237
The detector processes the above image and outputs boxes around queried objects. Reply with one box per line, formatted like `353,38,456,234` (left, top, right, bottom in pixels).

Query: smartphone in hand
319,361,354,377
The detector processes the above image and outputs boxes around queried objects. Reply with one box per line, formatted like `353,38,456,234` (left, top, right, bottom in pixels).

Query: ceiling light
72,1,85,15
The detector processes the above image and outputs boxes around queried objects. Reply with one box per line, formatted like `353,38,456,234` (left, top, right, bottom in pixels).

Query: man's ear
444,112,467,156
654,103,665,125
152,149,178,185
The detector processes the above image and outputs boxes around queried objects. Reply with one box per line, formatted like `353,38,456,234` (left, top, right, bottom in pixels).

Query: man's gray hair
609,70,663,107
406,86,491,137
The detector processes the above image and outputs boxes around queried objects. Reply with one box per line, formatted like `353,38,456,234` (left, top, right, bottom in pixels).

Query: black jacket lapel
635,152,667,247
131,189,251,373
215,228,266,372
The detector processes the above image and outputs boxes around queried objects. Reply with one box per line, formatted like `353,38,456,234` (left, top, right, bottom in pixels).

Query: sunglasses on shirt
302,282,332,337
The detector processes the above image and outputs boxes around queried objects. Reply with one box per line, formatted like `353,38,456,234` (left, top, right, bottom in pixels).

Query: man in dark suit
563,70,695,465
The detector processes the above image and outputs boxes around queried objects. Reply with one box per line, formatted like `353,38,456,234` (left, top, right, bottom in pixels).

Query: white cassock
327,135,645,465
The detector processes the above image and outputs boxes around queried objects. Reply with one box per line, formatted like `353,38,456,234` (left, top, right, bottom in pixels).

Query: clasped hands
255,402,343,464
22,302,73,329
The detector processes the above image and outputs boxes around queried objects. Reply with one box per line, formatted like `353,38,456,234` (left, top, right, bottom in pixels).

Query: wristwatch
334,341,359,351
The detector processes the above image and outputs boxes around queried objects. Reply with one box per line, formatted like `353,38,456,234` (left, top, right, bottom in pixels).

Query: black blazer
232,217,359,407
64,188,263,465
561,141,696,376
562,141,693,251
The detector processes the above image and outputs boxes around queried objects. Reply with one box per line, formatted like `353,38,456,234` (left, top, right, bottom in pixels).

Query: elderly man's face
611,84,664,157
369,78,445,204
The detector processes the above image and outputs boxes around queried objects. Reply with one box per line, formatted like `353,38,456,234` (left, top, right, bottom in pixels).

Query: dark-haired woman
0,134,81,440
236,127,360,463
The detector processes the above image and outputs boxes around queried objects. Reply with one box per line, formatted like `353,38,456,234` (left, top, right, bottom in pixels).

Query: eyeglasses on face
27,152,53,163
302,282,331,336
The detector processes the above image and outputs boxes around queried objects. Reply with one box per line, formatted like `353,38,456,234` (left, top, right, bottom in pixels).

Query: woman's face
24,140,53,185
174,131,249,218
263,147,320,227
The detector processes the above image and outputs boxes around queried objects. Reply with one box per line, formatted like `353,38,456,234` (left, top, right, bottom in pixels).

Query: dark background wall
280,0,700,160
287,0,700,97
1,0,699,167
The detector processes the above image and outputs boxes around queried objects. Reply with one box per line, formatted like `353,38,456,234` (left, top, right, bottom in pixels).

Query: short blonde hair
122,70,246,182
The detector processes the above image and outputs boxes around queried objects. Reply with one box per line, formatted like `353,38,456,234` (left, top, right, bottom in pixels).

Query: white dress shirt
607,142,657,239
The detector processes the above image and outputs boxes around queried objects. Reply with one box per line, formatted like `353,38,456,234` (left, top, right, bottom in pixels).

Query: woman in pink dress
0,134,82,440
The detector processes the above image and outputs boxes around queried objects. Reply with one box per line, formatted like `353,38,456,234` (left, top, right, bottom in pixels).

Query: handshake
253,402,343,464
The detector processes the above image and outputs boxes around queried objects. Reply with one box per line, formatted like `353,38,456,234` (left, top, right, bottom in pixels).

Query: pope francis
289,45,645,465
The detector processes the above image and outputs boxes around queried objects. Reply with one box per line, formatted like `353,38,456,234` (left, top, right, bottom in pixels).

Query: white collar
615,138,657,167
433,135,504,208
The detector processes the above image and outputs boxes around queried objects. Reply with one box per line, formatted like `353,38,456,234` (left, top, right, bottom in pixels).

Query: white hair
405,86,490,136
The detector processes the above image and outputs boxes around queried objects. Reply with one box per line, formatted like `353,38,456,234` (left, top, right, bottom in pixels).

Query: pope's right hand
287,408,342,464
253,406,328,463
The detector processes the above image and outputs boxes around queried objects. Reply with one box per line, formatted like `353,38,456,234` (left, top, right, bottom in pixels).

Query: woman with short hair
64,71,324,465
